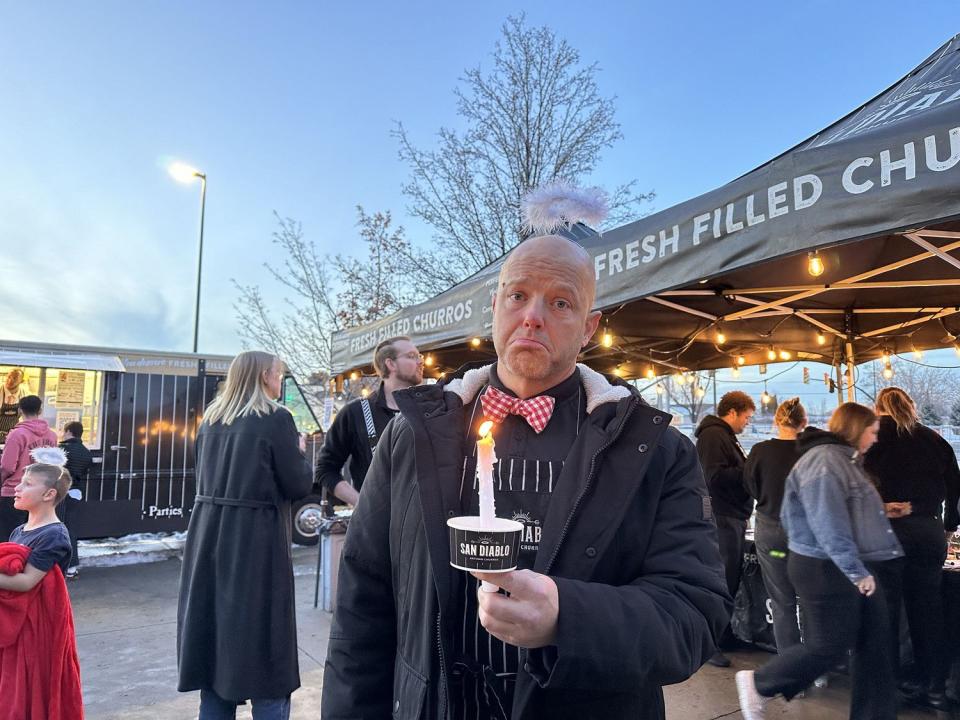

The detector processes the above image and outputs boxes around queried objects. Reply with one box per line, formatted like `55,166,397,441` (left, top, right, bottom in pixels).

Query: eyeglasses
397,352,423,361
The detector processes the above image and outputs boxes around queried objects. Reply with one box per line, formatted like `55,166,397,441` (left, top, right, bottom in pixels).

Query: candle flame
478,420,494,438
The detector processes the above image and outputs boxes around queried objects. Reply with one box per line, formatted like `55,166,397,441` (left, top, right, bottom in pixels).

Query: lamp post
169,162,207,353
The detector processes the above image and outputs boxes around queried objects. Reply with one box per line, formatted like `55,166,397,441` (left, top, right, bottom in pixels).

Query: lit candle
476,420,498,592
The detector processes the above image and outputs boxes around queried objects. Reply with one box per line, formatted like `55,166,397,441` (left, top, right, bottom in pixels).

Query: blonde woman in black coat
177,351,312,720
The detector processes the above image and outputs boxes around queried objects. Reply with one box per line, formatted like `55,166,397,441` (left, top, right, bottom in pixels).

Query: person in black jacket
321,234,730,720
315,336,423,505
864,386,960,711
743,398,806,653
177,351,313,719
58,421,92,578
695,390,755,666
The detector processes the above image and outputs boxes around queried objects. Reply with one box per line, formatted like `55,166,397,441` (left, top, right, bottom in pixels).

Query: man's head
493,235,600,395
373,336,423,387
14,463,71,512
717,391,755,434
63,421,84,440
18,395,42,418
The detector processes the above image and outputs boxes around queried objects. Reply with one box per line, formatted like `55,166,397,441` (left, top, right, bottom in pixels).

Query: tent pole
845,341,856,403
835,364,844,409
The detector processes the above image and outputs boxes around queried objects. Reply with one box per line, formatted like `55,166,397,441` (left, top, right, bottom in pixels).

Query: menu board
57,371,86,404
55,410,81,434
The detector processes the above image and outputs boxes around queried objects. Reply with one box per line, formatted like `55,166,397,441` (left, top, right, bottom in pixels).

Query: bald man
322,236,731,720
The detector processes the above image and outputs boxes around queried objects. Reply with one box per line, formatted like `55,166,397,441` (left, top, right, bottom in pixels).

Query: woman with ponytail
864,386,960,710
743,397,808,653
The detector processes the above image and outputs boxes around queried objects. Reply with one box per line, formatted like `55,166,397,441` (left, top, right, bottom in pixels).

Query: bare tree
394,14,653,283
234,210,430,386
661,372,713,424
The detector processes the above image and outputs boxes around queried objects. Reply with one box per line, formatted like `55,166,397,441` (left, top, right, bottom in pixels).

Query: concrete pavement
71,549,947,719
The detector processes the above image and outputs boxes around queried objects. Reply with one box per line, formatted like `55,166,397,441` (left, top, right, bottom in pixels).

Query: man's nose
521,299,547,328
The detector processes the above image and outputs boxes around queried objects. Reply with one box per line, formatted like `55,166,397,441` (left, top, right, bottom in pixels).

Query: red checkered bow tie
480,385,556,434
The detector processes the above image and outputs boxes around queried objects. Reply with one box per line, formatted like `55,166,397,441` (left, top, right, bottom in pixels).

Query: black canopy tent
332,35,960,398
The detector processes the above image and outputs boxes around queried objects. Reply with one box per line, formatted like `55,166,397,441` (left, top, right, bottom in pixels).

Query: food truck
0,340,325,544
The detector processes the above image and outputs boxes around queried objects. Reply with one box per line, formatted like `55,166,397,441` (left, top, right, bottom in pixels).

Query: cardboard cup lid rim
446,515,524,532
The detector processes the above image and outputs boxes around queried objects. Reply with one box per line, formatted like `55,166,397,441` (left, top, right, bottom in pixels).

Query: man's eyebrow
501,277,581,300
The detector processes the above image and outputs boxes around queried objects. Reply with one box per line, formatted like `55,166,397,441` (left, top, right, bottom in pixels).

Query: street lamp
168,162,207,353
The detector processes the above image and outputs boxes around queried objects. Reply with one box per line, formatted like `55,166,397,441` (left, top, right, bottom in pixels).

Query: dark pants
754,554,897,720
0,497,27,542
715,514,747,646
887,515,948,693
199,690,291,720
754,515,801,652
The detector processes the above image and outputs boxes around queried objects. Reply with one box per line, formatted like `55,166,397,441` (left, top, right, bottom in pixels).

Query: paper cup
447,515,523,573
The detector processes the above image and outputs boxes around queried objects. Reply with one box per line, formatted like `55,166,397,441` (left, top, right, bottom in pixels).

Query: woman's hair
874,386,917,435
24,463,72,503
774,397,807,430
202,351,282,426
828,402,878,448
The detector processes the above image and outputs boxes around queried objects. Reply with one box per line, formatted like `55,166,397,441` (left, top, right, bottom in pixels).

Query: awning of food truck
331,34,960,380
0,347,126,372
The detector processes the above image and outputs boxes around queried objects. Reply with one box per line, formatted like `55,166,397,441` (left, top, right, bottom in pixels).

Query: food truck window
0,366,104,449
282,376,320,435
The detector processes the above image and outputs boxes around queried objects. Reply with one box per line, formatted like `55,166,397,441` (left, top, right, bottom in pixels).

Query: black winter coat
864,415,960,531
59,437,92,485
694,415,752,520
322,364,731,720
177,408,313,702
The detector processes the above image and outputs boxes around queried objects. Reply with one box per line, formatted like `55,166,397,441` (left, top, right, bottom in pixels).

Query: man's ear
582,311,602,348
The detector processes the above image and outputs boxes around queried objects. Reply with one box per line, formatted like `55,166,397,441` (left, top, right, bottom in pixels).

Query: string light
695,387,705,398
361,387,370,398
471,337,481,347
817,331,827,346
882,364,894,380
655,383,664,394
601,329,614,348
716,326,726,345
673,371,684,384
767,347,777,361
761,383,771,405
645,366,656,380
778,349,792,361
424,354,434,367
731,366,741,379
736,355,746,366
807,251,825,277
349,371,359,381
612,365,623,377
911,344,923,360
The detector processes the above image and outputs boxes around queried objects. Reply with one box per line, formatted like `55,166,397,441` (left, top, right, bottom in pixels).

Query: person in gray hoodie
735,402,904,720
0,395,57,541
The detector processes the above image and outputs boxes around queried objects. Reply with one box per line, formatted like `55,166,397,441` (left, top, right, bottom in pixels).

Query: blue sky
2,1,958,382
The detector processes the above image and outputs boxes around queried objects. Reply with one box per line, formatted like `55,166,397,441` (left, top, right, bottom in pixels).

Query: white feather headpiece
30,447,68,467
520,181,608,236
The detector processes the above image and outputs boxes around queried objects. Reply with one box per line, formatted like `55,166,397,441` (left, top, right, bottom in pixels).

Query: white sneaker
736,670,769,720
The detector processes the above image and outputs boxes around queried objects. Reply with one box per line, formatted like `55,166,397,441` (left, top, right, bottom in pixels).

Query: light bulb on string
779,349,792,361
767,347,777,362
471,337,482,347
807,251,825,277
645,366,656,380
731,366,741,379
349,371,359,381
817,331,827,346
655,383,664,395
601,328,613,348
912,344,923,360
716,326,726,345
695,387,705,398
882,364,894,380
612,365,624,377
736,354,746,366
761,383,771,405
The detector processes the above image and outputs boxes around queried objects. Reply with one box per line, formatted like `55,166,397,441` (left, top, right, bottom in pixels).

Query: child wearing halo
0,446,83,719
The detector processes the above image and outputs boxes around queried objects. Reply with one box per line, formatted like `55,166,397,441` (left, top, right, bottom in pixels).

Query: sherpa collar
444,363,631,415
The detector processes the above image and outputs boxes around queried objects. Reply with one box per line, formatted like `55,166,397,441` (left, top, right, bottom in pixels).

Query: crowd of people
700,386,960,719
2,230,959,720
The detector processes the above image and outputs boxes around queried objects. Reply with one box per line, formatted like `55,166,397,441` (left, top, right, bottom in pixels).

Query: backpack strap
360,398,378,450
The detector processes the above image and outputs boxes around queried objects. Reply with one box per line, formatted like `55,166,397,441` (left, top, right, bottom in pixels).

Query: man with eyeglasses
316,336,424,505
